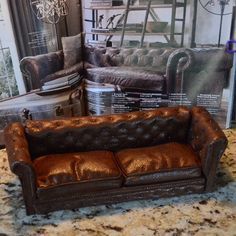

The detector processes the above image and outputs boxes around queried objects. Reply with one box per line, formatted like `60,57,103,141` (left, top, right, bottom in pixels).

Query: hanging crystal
31,0,69,24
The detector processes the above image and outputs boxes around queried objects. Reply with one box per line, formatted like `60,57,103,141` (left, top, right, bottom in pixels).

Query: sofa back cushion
84,45,176,70
25,107,191,159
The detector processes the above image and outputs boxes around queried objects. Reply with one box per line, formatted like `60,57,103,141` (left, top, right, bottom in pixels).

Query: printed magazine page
1,0,236,229
0,0,84,146
0,0,235,146
82,0,235,128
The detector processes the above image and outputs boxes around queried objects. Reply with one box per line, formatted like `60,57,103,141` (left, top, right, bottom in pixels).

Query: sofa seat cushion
86,66,165,91
33,151,122,199
115,142,202,186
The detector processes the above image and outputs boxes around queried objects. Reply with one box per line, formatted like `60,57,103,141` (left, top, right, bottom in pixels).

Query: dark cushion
62,33,82,69
34,151,122,199
86,66,165,91
115,142,202,186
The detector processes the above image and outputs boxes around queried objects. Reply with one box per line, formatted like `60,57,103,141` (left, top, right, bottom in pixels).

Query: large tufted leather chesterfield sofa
83,46,191,94
4,106,227,215
84,46,233,102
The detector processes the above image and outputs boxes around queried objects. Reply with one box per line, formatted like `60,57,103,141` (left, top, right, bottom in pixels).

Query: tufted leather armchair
20,51,87,91
4,106,227,214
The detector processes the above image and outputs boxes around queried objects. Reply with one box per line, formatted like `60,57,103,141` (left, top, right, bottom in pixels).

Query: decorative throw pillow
62,33,82,69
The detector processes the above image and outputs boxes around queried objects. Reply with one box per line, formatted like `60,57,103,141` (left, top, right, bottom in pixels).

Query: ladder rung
174,33,184,35
127,7,147,11
175,18,184,21
176,3,185,7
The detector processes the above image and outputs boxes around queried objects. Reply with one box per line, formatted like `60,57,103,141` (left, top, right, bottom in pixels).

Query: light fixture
31,0,69,24
199,0,233,47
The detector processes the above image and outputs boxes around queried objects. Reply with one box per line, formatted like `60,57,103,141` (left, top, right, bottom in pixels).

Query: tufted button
72,119,80,126
93,138,101,146
90,118,98,123
100,127,111,136
159,132,166,139
136,127,144,134
53,121,63,128
143,134,151,140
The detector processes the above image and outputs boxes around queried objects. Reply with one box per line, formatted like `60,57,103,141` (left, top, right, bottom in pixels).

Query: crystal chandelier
31,0,69,24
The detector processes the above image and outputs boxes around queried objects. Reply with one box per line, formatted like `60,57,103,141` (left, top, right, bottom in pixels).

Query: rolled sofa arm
4,123,37,214
166,48,194,94
20,50,64,91
188,107,227,191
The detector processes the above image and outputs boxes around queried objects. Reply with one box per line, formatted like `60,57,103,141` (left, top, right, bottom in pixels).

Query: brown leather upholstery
34,151,122,199
4,106,227,215
25,106,190,159
34,151,121,188
115,142,201,186
86,67,165,90
188,107,228,190
84,46,176,68
20,51,64,90
84,46,185,95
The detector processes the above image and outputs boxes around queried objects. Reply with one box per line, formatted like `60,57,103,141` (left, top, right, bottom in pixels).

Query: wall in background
0,0,25,98
82,0,234,47
195,2,234,45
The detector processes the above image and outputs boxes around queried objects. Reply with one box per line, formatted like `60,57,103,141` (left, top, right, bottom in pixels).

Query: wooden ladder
120,0,152,47
170,0,187,47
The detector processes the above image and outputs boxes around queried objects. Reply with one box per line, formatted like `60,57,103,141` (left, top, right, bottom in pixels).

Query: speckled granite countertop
0,129,235,236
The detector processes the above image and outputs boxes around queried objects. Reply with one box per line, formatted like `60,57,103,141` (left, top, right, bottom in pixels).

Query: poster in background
83,0,235,128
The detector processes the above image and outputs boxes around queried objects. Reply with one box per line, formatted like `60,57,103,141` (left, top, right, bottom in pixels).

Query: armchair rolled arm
20,51,64,91
4,123,37,213
188,107,227,191
166,48,194,94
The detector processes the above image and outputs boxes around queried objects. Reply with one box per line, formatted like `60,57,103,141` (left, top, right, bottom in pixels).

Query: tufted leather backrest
84,45,176,70
25,107,191,159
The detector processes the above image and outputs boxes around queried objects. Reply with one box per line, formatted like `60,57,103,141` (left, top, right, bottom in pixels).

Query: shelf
85,3,185,10
86,31,171,36
84,0,187,47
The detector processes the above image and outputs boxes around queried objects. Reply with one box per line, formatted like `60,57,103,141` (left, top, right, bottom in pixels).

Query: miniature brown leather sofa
4,106,227,215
